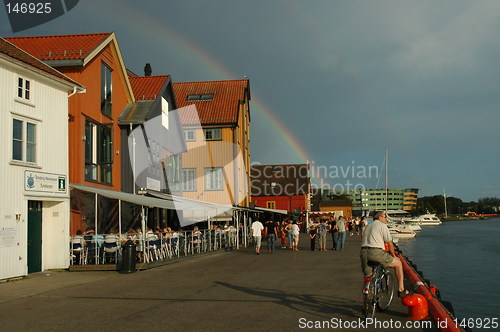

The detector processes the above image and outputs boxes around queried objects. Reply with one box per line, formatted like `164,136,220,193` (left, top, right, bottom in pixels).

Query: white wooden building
0,38,84,280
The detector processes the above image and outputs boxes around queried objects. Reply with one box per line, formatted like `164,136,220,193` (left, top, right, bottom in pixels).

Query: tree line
416,196,500,216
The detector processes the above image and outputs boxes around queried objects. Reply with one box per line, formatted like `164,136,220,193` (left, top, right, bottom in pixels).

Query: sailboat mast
385,148,388,212
444,187,448,218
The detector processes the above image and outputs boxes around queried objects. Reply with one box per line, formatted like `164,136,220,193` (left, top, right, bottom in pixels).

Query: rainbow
84,0,314,169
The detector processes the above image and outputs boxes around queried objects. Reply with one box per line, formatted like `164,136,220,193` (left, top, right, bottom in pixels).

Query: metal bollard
120,240,137,274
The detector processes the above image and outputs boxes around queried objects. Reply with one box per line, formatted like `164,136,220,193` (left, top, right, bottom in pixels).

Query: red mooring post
398,252,462,332
401,293,429,320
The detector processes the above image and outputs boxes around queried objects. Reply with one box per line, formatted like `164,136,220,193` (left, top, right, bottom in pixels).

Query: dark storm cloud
3,0,498,200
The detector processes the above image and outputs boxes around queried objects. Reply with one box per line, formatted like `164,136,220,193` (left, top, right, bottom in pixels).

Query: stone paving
0,234,426,331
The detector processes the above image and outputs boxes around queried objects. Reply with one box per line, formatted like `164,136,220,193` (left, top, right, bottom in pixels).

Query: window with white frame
12,118,37,163
183,129,195,142
181,169,196,191
101,63,112,117
84,119,112,184
161,97,169,130
17,77,31,100
204,128,221,141
205,167,223,191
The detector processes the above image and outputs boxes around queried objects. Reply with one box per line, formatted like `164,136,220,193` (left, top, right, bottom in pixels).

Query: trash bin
120,240,137,274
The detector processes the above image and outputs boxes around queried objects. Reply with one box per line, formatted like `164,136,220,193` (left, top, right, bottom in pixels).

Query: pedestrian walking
280,221,287,248
330,216,338,250
251,218,264,255
286,220,293,249
317,219,328,251
265,219,279,253
336,216,347,250
291,221,300,251
360,216,368,235
309,225,317,251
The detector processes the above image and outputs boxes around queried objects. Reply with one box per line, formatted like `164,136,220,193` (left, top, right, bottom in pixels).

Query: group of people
249,215,370,254
250,212,409,299
250,218,301,254
307,216,369,252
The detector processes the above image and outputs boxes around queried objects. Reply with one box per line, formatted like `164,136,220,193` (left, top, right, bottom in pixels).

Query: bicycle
362,261,395,318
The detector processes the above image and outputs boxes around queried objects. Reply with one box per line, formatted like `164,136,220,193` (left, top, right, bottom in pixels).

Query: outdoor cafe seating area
70,226,242,267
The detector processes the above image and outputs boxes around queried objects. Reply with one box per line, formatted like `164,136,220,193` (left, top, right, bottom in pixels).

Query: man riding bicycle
360,211,409,298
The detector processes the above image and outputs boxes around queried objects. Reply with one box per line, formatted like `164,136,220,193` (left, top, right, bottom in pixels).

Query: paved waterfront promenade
0,235,424,331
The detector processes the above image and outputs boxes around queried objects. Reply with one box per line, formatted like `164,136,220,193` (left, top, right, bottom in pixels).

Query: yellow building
173,80,251,207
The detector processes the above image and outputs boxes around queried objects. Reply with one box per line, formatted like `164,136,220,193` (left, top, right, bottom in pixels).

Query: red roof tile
5,33,112,61
0,38,84,88
173,80,250,125
129,75,169,100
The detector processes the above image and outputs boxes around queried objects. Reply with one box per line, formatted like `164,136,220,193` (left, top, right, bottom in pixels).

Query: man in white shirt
250,219,264,255
360,211,408,297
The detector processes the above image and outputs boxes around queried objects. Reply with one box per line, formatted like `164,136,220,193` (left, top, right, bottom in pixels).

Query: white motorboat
405,222,422,231
386,210,422,231
388,223,417,239
406,214,442,226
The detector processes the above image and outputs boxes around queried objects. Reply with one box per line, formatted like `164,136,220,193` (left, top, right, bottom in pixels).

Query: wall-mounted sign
24,171,67,194
0,227,19,248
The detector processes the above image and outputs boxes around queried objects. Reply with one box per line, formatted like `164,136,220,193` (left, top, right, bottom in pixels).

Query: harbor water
396,218,500,323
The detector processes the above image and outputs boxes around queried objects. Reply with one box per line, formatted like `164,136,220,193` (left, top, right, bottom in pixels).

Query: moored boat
388,223,417,239
405,222,422,231
406,214,442,226
386,210,422,231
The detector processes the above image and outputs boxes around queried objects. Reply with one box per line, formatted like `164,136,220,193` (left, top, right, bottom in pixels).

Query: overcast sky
2,0,499,201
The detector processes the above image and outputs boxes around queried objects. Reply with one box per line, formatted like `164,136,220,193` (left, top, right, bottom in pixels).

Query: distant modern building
322,188,419,214
251,164,311,213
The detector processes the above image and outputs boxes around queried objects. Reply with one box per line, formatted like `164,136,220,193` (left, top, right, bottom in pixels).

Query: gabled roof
5,33,112,63
120,75,170,125
0,38,84,90
129,75,169,100
5,32,134,103
173,79,250,125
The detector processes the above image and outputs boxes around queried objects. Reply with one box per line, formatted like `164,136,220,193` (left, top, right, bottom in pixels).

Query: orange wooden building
7,33,135,234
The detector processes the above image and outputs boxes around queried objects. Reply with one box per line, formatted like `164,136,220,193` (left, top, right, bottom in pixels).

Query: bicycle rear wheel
377,270,394,311
363,280,377,318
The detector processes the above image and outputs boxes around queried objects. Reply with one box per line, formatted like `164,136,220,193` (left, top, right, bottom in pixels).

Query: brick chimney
144,63,152,76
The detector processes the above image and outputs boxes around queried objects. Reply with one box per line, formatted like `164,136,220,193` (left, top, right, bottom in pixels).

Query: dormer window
186,94,213,101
